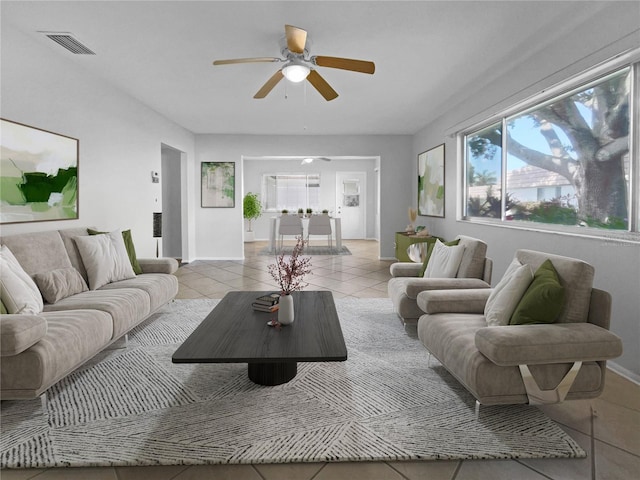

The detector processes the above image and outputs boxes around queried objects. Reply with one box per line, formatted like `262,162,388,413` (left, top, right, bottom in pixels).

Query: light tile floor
3,240,638,480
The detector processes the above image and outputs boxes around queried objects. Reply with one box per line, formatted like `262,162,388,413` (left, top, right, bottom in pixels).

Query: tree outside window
465,66,632,231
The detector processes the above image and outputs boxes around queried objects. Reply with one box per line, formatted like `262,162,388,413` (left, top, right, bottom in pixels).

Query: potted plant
281,209,289,215
322,209,329,216
306,208,313,217
242,192,262,243
268,235,312,325
297,208,304,218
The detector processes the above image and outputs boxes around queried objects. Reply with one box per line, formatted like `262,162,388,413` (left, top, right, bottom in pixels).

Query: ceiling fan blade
307,70,338,101
285,24,307,54
213,57,280,66
254,70,284,99
313,56,375,74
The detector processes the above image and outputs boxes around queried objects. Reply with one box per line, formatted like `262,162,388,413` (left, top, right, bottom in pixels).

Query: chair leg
475,400,481,419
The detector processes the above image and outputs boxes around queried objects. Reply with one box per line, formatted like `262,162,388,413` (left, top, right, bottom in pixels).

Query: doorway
161,144,184,260
335,171,366,239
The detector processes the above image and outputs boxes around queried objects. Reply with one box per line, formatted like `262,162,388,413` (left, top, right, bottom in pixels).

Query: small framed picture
201,162,235,208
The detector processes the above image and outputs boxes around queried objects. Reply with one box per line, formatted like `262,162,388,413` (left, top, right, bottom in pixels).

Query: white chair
307,214,332,250
278,215,303,251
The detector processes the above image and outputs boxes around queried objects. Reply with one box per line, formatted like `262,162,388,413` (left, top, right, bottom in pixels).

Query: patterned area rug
259,245,351,255
1,298,585,468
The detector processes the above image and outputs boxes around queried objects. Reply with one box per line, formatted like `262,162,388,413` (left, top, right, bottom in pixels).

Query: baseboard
607,361,640,384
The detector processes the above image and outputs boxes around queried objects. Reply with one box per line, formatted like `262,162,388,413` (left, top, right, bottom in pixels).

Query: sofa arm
390,262,422,278
138,258,179,275
406,278,490,300
1,314,47,356
417,288,491,314
475,323,623,366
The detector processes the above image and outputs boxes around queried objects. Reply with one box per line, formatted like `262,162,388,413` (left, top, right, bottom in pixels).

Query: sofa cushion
475,323,623,366
515,250,594,323
1,309,112,397
74,231,137,290
424,240,465,278
100,273,178,312
0,314,47,356
88,228,142,275
33,267,88,304
455,235,488,279
0,245,43,314
484,259,533,326
43,288,150,339
0,230,72,276
510,259,565,325
419,239,459,276
58,227,93,283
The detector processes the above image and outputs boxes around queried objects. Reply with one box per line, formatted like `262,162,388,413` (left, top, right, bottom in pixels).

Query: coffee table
172,291,347,386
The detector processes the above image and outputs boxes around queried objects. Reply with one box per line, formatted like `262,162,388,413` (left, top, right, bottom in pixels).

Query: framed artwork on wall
201,161,235,208
418,143,445,217
0,118,79,224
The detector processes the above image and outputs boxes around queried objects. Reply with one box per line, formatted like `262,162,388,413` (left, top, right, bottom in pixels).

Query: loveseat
388,235,493,324
416,249,623,407
0,227,179,400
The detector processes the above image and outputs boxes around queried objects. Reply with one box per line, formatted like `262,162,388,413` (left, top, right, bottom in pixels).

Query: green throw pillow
418,239,460,277
88,229,142,275
510,259,565,325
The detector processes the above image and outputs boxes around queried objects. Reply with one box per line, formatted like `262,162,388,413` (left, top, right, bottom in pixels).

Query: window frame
261,172,322,213
459,52,640,243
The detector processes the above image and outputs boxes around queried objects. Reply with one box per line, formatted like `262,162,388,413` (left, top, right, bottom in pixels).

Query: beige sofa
0,227,179,400
388,235,493,324
416,249,623,407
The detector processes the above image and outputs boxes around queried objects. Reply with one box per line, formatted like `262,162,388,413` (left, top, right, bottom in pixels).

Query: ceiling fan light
283,64,310,83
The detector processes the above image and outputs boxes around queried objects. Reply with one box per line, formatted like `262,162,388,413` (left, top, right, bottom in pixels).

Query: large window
262,173,321,212
464,63,636,234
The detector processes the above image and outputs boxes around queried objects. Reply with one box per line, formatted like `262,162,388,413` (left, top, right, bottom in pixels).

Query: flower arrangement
268,236,312,295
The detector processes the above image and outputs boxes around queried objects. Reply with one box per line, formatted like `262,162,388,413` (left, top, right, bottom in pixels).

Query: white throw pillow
424,240,466,278
484,259,534,326
0,245,44,314
74,230,136,290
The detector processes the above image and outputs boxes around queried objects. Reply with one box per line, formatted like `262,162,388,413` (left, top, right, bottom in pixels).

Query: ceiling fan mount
213,25,375,101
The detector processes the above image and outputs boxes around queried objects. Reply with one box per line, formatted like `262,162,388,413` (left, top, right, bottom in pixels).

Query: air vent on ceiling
39,31,95,55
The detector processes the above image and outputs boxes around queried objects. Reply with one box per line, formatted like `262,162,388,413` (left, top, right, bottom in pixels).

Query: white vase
278,294,294,325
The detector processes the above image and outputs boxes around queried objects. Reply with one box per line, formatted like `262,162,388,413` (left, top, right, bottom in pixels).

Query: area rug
0,298,585,468
259,245,351,256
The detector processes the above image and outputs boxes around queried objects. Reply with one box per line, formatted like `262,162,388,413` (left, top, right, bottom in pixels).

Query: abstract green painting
418,143,445,217
1,119,79,224
201,162,235,208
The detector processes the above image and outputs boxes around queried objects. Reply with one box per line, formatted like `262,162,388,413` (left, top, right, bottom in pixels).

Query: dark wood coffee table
172,291,347,386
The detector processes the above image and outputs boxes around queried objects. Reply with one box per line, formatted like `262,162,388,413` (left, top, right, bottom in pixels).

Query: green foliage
242,192,262,221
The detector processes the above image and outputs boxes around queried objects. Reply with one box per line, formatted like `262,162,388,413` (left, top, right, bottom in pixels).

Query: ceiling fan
213,25,375,101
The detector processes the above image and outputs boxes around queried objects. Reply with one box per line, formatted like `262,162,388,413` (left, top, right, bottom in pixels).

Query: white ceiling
2,1,612,136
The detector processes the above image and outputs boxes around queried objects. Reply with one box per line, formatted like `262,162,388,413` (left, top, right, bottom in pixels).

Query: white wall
194,135,412,259
161,145,183,258
412,15,640,377
0,24,196,259
243,157,378,241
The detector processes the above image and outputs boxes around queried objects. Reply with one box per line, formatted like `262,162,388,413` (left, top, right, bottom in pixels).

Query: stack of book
252,293,280,313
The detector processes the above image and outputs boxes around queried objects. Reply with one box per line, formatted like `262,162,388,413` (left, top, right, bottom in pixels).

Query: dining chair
278,214,303,251
307,214,332,250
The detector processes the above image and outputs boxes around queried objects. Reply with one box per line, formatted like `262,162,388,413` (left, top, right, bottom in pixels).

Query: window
262,173,321,212
463,63,636,234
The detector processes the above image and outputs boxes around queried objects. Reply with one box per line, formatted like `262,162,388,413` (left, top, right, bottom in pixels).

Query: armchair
387,235,493,324
416,249,623,407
